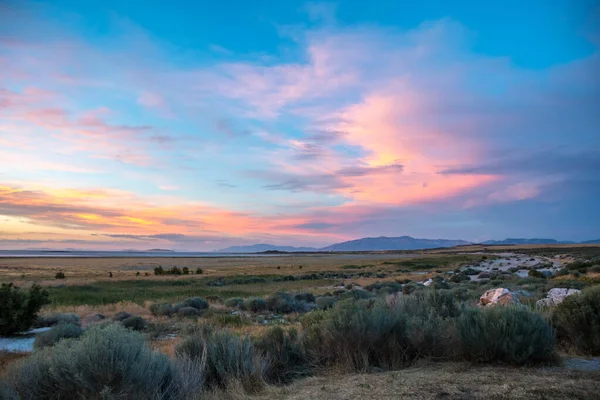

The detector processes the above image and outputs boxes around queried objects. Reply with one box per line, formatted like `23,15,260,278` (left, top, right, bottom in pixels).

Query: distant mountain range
481,238,576,245
214,236,600,253
215,236,470,253
580,239,600,244
320,236,471,251
214,244,319,253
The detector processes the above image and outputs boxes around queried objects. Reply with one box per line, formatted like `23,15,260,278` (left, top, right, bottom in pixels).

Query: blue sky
0,1,598,250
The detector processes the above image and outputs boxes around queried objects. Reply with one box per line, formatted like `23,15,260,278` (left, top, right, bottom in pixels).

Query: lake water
0,250,294,258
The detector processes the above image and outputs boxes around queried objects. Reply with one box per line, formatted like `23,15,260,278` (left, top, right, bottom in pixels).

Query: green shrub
34,322,84,349
195,268,204,274
36,312,80,327
316,296,337,310
303,299,412,371
7,324,177,399
293,292,316,303
388,291,460,360
240,297,267,312
397,289,462,319
121,316,147,331
178,307,201,317
457,306,556,365
149,303,176,317
254,326,310,384
343,289,374,300
402,284,416,295
112,311,133,321
266,292,305,313
552,285,600,355
168,267,182,275
176,328,263,391
449,272,470,283
224,297,244,308
0,283,50,335
55,271,66,279
0,382,19,400
528,269,546,279
183,297,209,310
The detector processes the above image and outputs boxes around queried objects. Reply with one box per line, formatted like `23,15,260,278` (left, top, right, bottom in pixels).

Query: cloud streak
0,3,598,248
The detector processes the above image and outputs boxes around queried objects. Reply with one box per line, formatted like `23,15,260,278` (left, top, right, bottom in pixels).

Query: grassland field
2,244,600,399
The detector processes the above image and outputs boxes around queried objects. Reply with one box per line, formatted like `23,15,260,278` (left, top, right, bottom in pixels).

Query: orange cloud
0,184,347,245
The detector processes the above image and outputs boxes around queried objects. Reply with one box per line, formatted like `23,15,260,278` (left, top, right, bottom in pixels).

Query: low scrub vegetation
150,297,209,317
176,327,263,392
254,326,310,384
552,285,600,355
4,280,599,398
457,306,556,365
6,324,178,399
34,322,84,349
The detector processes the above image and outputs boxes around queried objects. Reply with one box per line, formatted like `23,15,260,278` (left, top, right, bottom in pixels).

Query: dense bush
178,307,201,317
112,311,133,322
552,285,600,355
463,268,479,275
149,303,176,317
397,289,462,319
449,272,470,283
341,289,374,300
7,324,178,399
565,259,599,273
34,322,83,349
121,316,147,331
266,292,307,313
457,306,556,365
176,328,263,391
0,283,50,335
36,312,80,327
183,297,209,311
402,283,417,295
224,297,244,308
254,326,310,384
365,281,402,294
55,271,66,279
303,299,412,371
315,296,337,310
528,269,546,279
293,292,316,303
153,266,187,276
240,297,267,313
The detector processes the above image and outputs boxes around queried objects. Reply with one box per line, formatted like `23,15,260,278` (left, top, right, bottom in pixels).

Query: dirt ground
255,362,600,400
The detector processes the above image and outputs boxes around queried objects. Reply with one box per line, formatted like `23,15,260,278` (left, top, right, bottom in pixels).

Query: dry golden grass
254,362,600,400
0,351,27,378
3,243,599,287
0,252,474,287
46,301,153,323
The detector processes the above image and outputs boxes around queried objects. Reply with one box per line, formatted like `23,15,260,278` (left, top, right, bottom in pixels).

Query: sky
0,1,599,251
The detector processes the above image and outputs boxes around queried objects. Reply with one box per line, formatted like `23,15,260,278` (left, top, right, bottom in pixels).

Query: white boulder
536,288,582,308
479,288,520,306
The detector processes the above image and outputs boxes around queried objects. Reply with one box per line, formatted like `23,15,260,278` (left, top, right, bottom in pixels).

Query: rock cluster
536,288,581,308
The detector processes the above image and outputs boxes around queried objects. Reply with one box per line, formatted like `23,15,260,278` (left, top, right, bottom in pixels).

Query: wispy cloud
0,3,598,247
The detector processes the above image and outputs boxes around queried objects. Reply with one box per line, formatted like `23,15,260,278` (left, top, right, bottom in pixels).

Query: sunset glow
1,1,598,250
